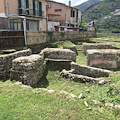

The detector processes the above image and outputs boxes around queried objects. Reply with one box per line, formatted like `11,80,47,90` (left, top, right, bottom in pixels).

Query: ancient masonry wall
40,48,76,62
82,43,120,54
11,55,45,86
71,62,111,78
87,49,120,69
0,49,32,78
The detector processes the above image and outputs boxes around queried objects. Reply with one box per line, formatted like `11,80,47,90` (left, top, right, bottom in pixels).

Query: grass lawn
0,38,120,120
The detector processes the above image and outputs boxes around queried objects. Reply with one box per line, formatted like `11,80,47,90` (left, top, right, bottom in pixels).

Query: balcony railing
19,8,44,18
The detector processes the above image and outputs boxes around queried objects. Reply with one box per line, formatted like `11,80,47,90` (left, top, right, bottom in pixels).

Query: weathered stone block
83,43,120,54
71,62,111,78
60,69,99,83
87,49,120,69
0,49,32,78
40,48,76,62
10,54,45,86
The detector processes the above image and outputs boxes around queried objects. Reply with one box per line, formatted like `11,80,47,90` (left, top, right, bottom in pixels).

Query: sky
51,0,88,6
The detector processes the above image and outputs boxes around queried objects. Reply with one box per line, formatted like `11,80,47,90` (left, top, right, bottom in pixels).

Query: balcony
19,8,44,18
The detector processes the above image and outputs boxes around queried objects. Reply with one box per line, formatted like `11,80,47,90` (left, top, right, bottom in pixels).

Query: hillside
82,0,120,33
83,0,120,22
75,0,101,11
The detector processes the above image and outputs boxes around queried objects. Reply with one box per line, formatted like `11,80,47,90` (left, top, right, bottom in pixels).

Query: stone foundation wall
10,55,45,86
60,69,99,83
87,49,120,69
71,62,111,78
0,49,32,78
40,48,76,62
27,31,96,45
83,43,120,54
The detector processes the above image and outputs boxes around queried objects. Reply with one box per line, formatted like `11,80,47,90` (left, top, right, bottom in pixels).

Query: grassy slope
0,39,120,119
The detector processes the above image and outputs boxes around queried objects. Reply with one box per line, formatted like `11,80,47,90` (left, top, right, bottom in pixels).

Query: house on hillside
0,0,46,31
46,0,82,31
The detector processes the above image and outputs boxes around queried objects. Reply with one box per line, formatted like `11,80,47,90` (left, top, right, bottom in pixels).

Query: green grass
0,39,120,119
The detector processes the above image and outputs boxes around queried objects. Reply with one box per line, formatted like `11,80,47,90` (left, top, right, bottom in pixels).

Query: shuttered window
76,11,78,22
39,2,42,16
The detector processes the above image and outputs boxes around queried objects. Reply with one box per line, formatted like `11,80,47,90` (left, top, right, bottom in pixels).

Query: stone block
71,62,111,78
0,49,32,78
40,48,76,62
87,49,120,69
83,43,120,54
10,54,45,86
60,69,99,83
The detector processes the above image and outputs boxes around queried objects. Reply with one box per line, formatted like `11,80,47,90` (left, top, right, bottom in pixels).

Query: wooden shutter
76,11,78,22
33,0,35,16
26,0,29,15
19,0,22,15
39,2,42,16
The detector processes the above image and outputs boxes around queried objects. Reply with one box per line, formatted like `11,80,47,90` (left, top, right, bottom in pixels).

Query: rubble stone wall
87,49,120,69
83,43,120,54
60,69,99,83
71,62,111,78
40,48,76,62
10,55,45,86
0,49,32,78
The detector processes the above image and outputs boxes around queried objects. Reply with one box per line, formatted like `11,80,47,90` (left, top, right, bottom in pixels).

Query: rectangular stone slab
87,49,120,69
71,62,111,78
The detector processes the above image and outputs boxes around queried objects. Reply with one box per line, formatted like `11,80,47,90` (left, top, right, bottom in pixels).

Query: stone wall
60,69,99,83
0,18,8,29
26,31,96,45
87,49,120,69
10,55,45,86
0,49,32,78
40,48,76,62
71,62,111,78
0,31,25,48
83,43,120,54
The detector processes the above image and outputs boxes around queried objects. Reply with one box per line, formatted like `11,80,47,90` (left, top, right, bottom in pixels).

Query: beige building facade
0,0,46,31
46,0,82,31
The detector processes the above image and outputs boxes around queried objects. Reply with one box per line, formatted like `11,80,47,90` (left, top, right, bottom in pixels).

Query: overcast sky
51,0,88,6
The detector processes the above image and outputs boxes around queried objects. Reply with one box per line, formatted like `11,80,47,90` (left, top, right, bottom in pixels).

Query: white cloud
51,0,88,6
73,0,88,6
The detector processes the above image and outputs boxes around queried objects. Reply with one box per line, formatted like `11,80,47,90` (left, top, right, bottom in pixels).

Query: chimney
69,0,71,6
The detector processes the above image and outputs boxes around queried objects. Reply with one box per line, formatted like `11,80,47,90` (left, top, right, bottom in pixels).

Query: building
0,0,46,31
46,0,82,31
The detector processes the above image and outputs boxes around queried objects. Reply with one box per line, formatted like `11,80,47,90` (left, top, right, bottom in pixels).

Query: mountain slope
75,0,101,11
82,0,120,33
83,0,120,22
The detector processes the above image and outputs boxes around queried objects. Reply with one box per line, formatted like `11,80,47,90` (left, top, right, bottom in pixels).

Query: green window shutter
33,0,35,16
26,0,29,15
76,11,78,22
39,2,42,16
19,0,21,8
19,0,22,15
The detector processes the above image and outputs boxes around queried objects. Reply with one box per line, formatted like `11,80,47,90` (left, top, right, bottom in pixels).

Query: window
35,1,39,16
71,10,75,17
19,0,29,15
26,20,39,31
33,0,42,16
55,9,62,12
10,19,23,30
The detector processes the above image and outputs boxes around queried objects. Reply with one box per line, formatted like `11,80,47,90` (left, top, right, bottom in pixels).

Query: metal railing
19,8,44,18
